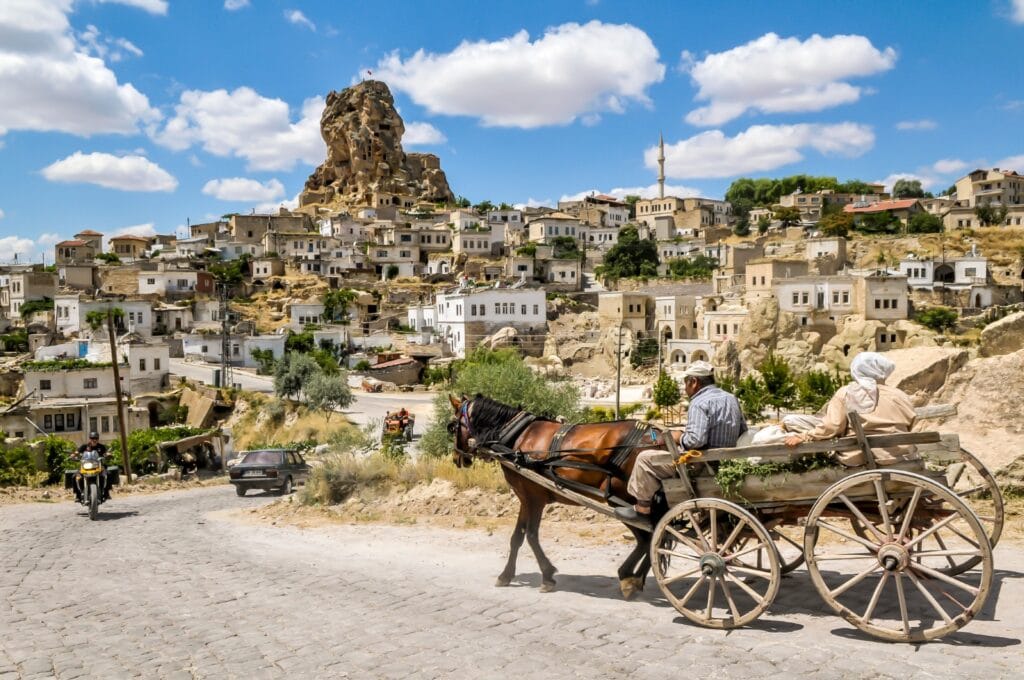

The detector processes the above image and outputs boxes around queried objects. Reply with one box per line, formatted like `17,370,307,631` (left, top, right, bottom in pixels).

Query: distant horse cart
449,395,1002,643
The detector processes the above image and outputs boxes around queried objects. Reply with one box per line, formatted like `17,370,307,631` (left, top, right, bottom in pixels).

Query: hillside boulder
979,311,1024,356
882,347,969,399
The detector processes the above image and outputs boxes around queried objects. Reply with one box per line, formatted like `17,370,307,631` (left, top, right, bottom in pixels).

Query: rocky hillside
300,80,454,209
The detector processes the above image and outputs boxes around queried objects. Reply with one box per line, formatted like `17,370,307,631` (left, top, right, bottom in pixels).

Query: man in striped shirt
616,361,746,524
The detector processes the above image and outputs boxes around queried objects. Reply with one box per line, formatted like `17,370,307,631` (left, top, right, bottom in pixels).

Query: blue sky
2,0,1023,261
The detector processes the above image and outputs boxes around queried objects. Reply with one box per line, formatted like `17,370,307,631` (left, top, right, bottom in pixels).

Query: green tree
19,298,55,319
208,253,252,284
274,352,320,400
304,371,354,420
975,202,1008,227
594,225,658,280
757,215,771,234
85,307,124,330
550,236,579,258
629,337,659,369
249,348,277,375
718,373,766,423
623,194,641,219
285,330,315,353
915,306,958,332
856,210,900,234
892,178,926,198
95,252,121,264
733,218,751,237
773,206,802,227
652,372,681,408
758,352,797,418
454,195,471,208
385,264,400,280
819,211,853,238
419,348,582,458
666,254,718,281
907,211,944,234
323,288,358,324
796,370,841,412
473,200,495,213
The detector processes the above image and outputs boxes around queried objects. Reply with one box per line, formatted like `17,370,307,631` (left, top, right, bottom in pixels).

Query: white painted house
434,286,546,358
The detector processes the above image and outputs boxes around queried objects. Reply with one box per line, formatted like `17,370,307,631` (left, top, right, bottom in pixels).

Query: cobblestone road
1,487,1021,679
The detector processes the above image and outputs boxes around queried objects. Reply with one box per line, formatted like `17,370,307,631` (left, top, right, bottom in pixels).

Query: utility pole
219,281,234,390
107,309,132,484
615,322,624,420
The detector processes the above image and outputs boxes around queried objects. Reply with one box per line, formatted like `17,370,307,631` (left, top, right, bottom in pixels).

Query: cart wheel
937,449,1004,573
651,498,780,629
804,470,992,643
768,525,806,574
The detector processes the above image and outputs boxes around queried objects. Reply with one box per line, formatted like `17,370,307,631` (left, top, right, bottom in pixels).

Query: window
101,416,110,433
792,292,799,304
84,378,97,389
470,304,477,316
533,305,539,315
89,417,98,433
521,305,526,315
842,291,849,304
40,380,52,391
494,303,500,314
890,334,897,343
154,358,161,371
147,278,156,285
801,292,809,304
55,414,65,431
874,299,881,309
832,292,840,304
139,358,147,371
891,299,899,308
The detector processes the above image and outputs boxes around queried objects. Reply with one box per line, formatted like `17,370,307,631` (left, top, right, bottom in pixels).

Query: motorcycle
65,453,119,520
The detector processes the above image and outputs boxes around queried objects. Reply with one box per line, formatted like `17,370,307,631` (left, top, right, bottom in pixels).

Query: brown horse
449,393,672,598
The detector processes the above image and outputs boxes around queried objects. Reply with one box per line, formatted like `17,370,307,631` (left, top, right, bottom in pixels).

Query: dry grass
230,394,363,450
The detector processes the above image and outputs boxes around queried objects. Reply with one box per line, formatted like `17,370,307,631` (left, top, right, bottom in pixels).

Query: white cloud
111,223,157,238
0,208,4,220
0,0,160,139
649,123,874,179
1011,0,1024,23
403,122,447,146
95,0,168,14
560,183,704,202
39,232,63,246
202,177,285,202
41,151,178,191
224,0,250,9
995,154,1024,172
254,191,300,214
0,236,38,262
285,9,315,31
78,24,144,62
151,88,325,171
896,119,937,131
512,198,554,210
373,21,665,128
683,33,896,126
931,158,968,174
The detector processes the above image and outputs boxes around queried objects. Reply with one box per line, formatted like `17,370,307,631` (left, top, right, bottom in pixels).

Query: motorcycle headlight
82,462,97,470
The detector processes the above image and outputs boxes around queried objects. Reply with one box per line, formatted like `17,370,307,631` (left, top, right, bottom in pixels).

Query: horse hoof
620,577,642,600
540,582,556,593
495,576,512,587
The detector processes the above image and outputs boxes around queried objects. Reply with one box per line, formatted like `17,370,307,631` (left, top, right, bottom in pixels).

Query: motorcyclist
73,432,110,502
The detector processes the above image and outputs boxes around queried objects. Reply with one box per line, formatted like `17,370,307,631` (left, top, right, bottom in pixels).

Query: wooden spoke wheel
938,448,1004,572
651,498,781,629
804,470,993,643
732,524,805,575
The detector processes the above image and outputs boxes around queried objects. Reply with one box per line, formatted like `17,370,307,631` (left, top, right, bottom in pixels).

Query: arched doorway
147,402,160,427
678,323,689,339
934,263,955,283
690,350,709,362
671,350,686,364
974,293,982,308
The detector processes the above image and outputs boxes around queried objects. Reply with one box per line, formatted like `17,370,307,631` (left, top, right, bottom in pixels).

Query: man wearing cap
616,361,746,524
74,432,111,502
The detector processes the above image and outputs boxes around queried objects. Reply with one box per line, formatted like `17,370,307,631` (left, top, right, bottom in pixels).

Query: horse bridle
450,399,476,459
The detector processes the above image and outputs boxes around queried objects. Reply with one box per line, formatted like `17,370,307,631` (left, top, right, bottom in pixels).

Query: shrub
652,371,681,408
0,444,39,487
419,348,581,458
38,435,76,485
915,306,958,332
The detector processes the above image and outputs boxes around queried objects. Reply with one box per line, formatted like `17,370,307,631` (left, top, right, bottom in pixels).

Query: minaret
657,132,665,199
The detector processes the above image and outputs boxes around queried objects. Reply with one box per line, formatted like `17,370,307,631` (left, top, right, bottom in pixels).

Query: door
291,452,309,483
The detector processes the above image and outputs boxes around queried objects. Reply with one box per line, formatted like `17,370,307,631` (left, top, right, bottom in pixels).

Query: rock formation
979,310,1024,356
300,80,454,209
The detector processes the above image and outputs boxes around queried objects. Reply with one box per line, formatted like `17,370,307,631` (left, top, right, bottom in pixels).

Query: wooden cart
498,407,1003,643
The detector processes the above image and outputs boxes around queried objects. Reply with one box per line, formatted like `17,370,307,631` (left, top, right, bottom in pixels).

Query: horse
448,393,674,598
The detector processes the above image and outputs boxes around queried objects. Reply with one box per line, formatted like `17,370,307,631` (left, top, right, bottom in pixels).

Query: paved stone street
1,487,1021,679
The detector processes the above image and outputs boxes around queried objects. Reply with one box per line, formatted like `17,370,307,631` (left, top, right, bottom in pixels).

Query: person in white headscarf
784,352,918,466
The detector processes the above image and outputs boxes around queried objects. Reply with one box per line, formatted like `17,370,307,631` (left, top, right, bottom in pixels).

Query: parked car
228,449,309,496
